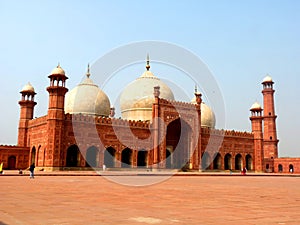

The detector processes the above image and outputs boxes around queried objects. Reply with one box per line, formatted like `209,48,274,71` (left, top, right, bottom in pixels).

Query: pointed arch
278,164,283,172
201,152,211,170
104,147,116,168
289,164,294,173
235,154,243,171
137,149,148,167
213,153,222,170
31,146,36,165
85,146,99,167
8,155,16,169
36,145,42,166
66,145,80,167
245,154,253,170
166,118,192,169
224,153,232,170
166,148,172,169
43,148,46,167
121,148,133,168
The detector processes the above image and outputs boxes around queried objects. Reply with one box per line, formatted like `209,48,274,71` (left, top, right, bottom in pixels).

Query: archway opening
104,147,116,168
213,153,222,170
31,147,36,165
43,149,46,166
278,164,283,172
166,149,172,169
66,145,80,167
8,155,16,169
289,164,294,173
224,153,232,170
137,150,148,167
235,154,243,171
121,148,132,168
201,152,211,170
246,154,253,170
36,146,43,167
166,118,191,169
85,146,99,167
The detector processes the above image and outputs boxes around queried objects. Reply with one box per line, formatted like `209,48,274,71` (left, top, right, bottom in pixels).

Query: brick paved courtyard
1,174,300,225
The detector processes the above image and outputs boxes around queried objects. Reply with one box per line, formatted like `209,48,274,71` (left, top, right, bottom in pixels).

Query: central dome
65,66,110,116
120,59,174,121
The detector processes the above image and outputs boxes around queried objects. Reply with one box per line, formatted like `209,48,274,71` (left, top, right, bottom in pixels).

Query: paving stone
0,175,299,224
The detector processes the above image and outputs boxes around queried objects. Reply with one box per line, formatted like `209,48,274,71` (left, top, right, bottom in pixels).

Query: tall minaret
194,87,202,170
18,83,37,146
261,75,279,159
45,64,68,169
250,102,263,171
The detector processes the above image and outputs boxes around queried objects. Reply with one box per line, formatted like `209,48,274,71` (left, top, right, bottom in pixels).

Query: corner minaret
250,102,263,171
194,87,202,170
18,83,37,146
261,75,279,159
45,64,68,169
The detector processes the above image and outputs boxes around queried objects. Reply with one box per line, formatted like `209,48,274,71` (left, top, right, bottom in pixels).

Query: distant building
0,58,299,173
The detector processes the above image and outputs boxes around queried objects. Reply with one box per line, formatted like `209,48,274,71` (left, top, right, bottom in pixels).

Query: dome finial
57,62,60,68
86,63,91,78
146,54,150,71
194,84,198,93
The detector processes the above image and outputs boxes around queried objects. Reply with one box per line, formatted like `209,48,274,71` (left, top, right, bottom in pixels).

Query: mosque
0,58,299,173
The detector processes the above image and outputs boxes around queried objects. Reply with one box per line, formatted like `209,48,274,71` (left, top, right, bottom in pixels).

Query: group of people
0,162,35,177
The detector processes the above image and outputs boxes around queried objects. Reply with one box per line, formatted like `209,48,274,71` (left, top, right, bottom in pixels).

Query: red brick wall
274,158,300,173
0,146,29,169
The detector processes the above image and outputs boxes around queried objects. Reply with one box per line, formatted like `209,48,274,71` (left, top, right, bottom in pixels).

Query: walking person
29,163,35,179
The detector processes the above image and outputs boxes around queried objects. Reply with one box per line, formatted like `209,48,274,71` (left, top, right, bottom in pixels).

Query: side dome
22,82,35,92
191,96,216,128
120,61,174,121
51,64,65,75
250,102,261,110
262,75,272,83
65,66,110,116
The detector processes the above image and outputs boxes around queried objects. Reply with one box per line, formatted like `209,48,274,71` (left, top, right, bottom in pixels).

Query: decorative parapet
159,98,197,110
0,145,30,150
65,113,151,129
201,127,253,138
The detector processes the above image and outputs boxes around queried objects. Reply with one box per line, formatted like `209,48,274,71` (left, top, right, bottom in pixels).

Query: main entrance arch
166,118,192,169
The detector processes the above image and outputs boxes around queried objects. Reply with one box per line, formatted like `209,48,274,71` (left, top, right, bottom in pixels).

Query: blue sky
0,0,299,157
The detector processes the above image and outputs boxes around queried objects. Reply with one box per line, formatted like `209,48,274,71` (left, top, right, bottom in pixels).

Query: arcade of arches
25,143,254,171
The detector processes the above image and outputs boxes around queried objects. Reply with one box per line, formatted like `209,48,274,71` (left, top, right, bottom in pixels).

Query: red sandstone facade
0,66,299,173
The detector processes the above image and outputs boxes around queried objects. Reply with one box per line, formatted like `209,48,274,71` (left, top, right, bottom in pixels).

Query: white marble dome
22,82,35,92
191,96,216,128
65,69,110,116
120,65,174,121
